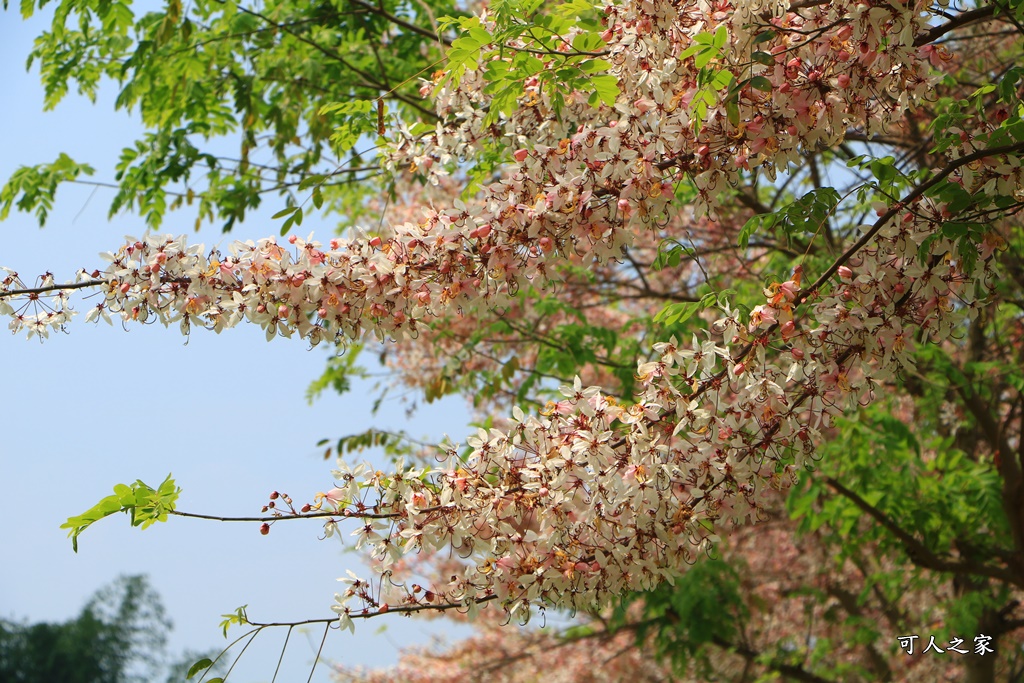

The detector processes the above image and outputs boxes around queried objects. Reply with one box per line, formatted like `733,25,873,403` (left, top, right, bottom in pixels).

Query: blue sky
0,9,471,681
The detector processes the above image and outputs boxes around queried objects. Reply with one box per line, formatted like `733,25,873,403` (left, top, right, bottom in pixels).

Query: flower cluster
321,192,996,627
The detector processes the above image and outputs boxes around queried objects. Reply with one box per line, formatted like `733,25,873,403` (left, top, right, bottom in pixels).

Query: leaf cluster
61,474,180,552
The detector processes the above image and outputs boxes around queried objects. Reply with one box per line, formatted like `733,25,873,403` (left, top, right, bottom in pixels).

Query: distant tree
0,575,216,683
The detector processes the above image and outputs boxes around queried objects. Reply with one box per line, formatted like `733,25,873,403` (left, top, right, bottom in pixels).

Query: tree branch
825,477,1022,587
802,140,1024,301
914,5,998,47
348,0,451,46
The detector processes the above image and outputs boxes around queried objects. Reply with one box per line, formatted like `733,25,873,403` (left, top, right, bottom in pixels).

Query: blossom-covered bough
4,0,1024,640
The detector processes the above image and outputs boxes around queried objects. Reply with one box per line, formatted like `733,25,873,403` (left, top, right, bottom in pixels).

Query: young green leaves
61,475,180,552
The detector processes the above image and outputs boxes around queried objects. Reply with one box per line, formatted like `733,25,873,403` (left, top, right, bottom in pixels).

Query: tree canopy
4,0,1024,680
0,575,217,683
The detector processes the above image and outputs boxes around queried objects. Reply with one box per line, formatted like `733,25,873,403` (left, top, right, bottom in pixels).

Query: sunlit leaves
61,474,180,552
442,0,616,119
10,0,458,229
739,187,842,250
0,153,95,225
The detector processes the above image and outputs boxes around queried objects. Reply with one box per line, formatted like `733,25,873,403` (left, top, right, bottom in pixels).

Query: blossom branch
802,140,1024,301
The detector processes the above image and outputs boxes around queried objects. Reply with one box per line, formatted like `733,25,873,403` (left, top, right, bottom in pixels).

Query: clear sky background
0,9,471,682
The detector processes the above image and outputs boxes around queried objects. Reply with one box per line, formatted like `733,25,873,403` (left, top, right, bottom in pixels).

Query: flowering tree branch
8,0,1024,649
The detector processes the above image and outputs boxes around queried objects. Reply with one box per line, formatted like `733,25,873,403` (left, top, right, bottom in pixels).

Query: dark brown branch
954,380,1024,577
232,4,438,119
825,478,1022,587
348,0,451,46
0,279,106,299
915,5,998,47
246,593,499,626
710,636,835,683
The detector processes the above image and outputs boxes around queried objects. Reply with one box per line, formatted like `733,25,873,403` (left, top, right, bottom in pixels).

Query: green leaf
271,206,298,219
654,301,702,326
579,58,612,74
748,76,773,92
186,658,214,679
589,74,619,107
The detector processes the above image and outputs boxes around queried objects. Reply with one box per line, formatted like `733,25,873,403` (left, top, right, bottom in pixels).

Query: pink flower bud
837,74,851,89
837,265,853,280
733,362,746,376
288,235,298,244
277,304,289,318
368,236,383,248
513,149,529,163
791,347,805,360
